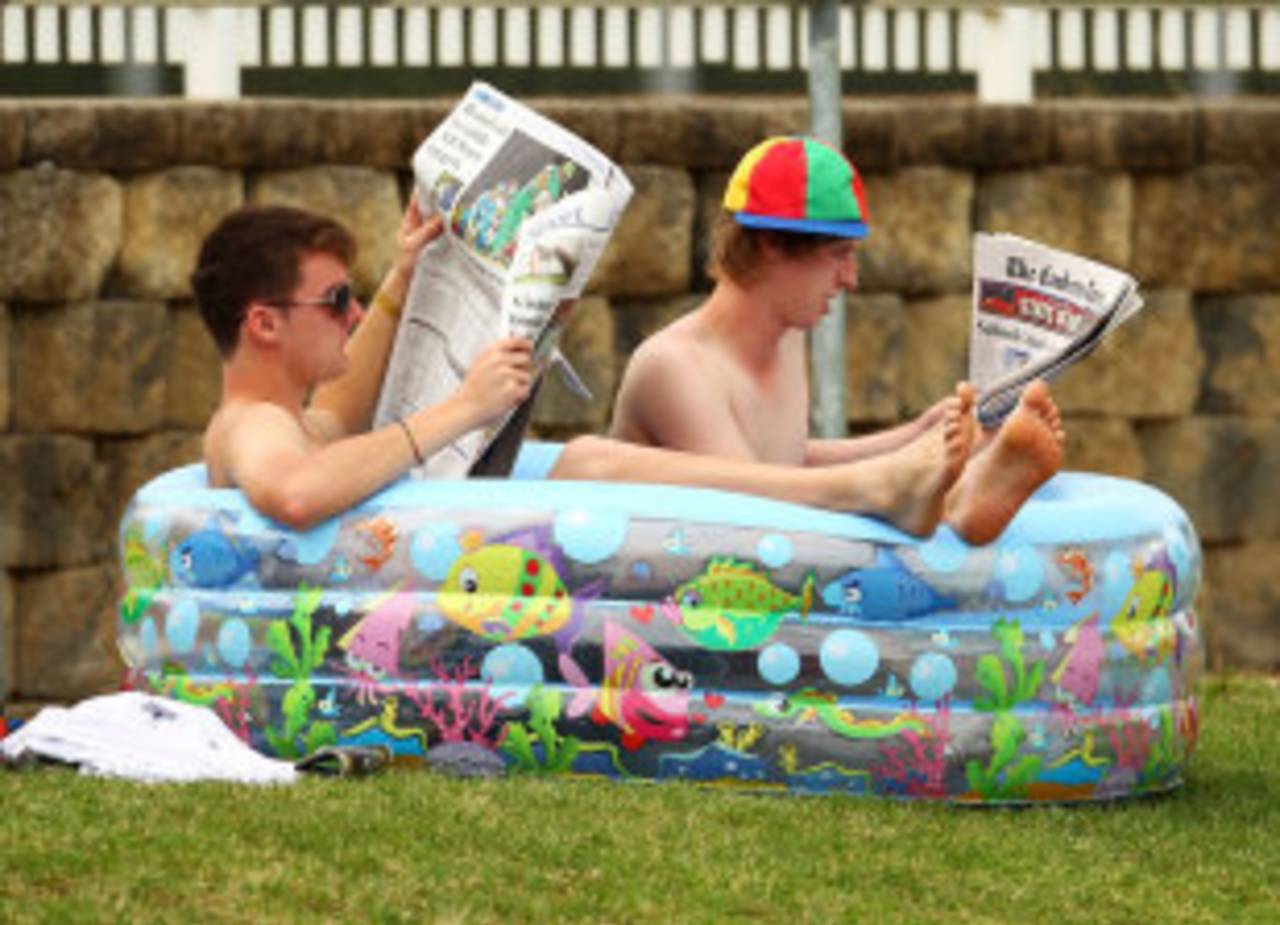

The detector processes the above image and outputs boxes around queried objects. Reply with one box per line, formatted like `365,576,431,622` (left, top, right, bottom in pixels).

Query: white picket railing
2,3,1277,101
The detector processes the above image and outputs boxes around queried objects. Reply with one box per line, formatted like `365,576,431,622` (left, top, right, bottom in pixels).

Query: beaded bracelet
397,418,424,465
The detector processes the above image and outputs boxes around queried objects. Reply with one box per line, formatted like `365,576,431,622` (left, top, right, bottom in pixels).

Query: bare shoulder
204,401,309,487
617,315,708,418
627,318,704,383
612,312,736,450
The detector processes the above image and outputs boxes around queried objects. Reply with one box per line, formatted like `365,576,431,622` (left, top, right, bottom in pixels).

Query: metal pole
808,0,846,439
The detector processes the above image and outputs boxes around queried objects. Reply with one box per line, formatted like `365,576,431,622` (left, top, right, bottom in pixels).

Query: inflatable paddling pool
117,442,1202,802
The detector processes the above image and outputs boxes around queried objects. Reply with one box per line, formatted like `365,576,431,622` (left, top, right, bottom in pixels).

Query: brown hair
191,206,356,357
707,211,845,286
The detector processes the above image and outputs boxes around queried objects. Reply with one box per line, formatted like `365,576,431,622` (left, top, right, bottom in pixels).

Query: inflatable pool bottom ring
117,442,1203,803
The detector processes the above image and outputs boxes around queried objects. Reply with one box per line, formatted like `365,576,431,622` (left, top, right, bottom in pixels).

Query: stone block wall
1,97,1278,709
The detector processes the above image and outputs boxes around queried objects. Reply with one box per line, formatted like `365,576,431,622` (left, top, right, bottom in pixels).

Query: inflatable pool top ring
117,442,1203,803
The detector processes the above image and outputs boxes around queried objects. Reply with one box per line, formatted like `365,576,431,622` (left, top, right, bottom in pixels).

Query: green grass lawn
2,675,1276,925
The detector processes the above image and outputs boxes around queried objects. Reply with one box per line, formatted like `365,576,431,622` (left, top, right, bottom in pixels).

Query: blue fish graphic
170,529,260,588
821,549,954,621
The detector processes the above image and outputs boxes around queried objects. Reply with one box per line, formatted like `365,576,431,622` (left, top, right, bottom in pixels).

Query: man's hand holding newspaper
373,82,633,476
968,233,1144,428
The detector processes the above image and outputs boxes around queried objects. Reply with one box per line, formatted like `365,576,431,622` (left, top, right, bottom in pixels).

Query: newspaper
373,82,633,476
968,232,1144,428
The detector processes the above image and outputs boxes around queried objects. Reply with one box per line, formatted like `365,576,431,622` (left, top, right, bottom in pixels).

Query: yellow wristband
372,290,402,320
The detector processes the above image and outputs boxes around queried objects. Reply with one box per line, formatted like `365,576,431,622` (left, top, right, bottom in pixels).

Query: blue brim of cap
734,211,868,239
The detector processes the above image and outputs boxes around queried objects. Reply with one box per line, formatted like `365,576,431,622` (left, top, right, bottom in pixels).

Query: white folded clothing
1,692,296,785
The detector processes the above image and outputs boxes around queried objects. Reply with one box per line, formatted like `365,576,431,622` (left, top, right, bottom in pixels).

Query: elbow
276,499,327,533
249,483,331,532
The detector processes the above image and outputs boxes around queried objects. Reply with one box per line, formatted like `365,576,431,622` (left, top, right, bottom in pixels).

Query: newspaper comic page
373,82,633,476
968,233,1143,427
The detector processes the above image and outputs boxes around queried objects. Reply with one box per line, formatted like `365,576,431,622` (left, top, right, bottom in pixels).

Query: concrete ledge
1199,100,1280,166
1051,100,1196,170
896,100,1052,168
0,104,23,170
12,98,1278,171
24,101,181,171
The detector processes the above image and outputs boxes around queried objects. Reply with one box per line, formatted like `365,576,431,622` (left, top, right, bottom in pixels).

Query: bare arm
611,342,758,460
310,199,443,439
804,390,964,466
217,338,534,529
804,418,927,466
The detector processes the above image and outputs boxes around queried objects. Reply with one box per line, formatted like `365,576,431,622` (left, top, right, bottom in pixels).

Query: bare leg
552,391,972,538
826,382,975,535
944,380,1064,546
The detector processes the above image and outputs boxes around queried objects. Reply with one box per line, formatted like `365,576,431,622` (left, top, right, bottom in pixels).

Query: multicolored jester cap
723,136,869,239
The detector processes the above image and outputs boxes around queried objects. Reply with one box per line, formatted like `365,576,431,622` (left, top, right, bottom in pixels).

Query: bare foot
842,387,975,536
945,379,1064,545
955,380,979,453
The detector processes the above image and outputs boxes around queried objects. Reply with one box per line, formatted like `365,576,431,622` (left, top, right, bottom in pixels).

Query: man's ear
755,231,785,265
242,302,284,346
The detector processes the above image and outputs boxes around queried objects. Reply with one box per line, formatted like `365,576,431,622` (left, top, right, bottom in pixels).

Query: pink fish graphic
1052,612,1104,708
565,622,697,751
339,584,416,702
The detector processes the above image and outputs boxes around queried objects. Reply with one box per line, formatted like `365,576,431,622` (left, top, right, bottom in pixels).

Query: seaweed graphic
501,686,581,773
966,618,1047,801
119,588,156,627
717,722,765,753
264,584,336,759
119,526,168,626
974,618,1046,712
213,676,259,745
1141,707,1181,787
965,712,1043,801
872,702,952,799
1105,706,1180,791
403,657,510,749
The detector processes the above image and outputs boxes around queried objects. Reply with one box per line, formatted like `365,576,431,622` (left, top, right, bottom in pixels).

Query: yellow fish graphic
437,542,574,642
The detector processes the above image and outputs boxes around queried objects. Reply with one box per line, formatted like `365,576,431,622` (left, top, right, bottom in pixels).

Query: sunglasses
264,282,354,318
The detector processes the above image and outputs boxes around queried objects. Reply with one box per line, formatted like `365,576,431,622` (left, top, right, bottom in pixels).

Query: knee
553,434,616,481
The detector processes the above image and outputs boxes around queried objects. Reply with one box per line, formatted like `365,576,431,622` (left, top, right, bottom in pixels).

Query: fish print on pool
117,455,1205,802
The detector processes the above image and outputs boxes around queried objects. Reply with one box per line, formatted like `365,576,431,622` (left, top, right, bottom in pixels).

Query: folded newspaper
968,233,1144,428
373,82,633,476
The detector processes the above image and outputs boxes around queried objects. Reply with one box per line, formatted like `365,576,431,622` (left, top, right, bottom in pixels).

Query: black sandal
295,745,392,778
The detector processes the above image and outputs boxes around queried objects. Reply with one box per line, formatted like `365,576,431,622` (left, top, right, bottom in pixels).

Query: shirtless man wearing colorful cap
552,137,1064,544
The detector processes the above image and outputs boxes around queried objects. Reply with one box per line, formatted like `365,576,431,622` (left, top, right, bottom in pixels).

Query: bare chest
725,362,810,466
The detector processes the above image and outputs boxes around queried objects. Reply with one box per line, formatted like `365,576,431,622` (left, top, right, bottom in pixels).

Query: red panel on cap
742,139,808,221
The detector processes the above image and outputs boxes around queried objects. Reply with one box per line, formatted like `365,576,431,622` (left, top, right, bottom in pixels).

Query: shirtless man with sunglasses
192,200,533,529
